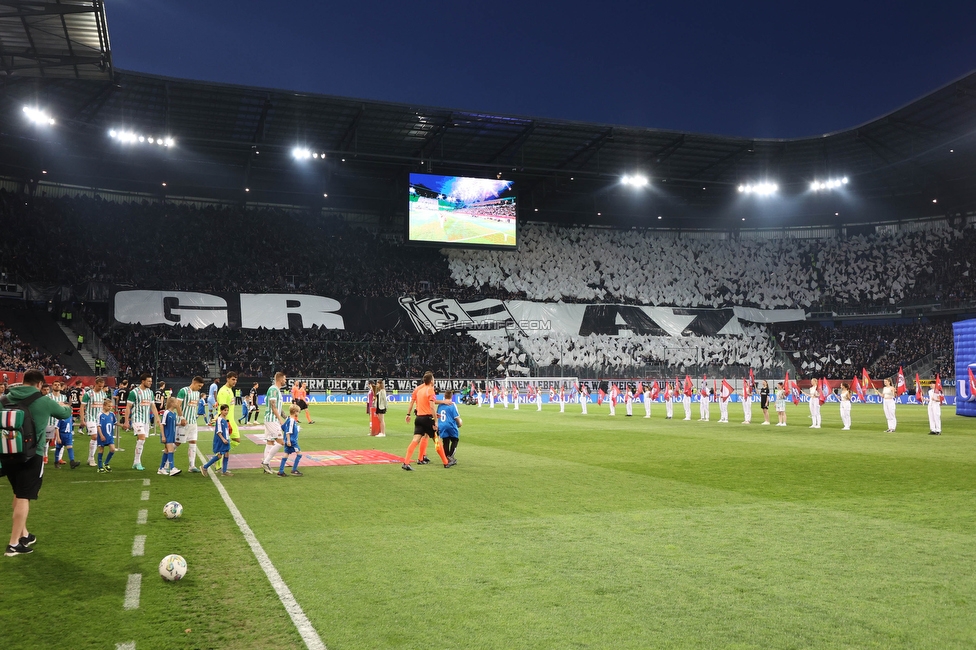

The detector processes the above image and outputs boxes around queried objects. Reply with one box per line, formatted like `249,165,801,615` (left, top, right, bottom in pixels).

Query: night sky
108,1,975,138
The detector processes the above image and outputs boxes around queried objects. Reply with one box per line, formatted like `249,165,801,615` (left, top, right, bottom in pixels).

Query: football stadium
2,3,976,649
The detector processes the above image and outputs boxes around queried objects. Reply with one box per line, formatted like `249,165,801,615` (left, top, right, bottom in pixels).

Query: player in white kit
808,379,821,428
926,385,943,435
838,383,852,430
741,383,752,424
718,381,730,423
175,376,204,472
880,378,897,432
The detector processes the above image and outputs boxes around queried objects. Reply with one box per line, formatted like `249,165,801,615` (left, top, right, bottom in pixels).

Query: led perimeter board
408,173,517,249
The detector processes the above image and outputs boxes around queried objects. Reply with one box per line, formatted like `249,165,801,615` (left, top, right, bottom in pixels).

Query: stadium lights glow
737,182,778,196
323,193,328,198
23,106,55,126
810,177,848,192
621,174,649,187
292,147,312,160
109,129,175,147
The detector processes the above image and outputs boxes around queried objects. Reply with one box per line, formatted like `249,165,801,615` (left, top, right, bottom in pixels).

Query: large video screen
408,173,517,248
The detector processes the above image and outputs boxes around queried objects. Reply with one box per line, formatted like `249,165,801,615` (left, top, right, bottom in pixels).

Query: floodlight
621,174,649,188
292,147,312,160
810,177,849,192
738,182,778,196
23,106,55,126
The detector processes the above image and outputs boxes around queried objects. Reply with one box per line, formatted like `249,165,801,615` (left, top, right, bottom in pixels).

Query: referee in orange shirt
402,371,450,470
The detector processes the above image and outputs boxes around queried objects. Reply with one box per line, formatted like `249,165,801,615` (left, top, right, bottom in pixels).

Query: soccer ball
159,554,187,581
163,501,183,519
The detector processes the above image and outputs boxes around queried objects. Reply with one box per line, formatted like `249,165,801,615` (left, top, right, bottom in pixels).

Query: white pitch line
136,510,148,524
132,535,146,557
123,574,142,610
143,479,151,486
198,450,326,649
116,643,135,650
140,491,150,501
69,479,148,484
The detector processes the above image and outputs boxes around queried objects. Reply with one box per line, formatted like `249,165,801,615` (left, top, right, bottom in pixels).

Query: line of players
470,378,946,433
38,371,307,477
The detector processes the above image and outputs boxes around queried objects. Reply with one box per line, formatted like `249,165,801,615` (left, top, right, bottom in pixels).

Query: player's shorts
294,399,309,410
4,454,44,500
376,408,387,415
438,429,459,440
133,422,149,437
86,422,99,437
176,423,198,444
45,425,57,441
162,428,176,445
59,431,73,447
284,444,300,455
413,415,436,437
264,421,283,442
212,438,230,454
98,432,114,447
775,400,786,412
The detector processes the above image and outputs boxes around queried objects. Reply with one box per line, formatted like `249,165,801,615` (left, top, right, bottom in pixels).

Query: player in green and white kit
45,380,68,465
261,372,287,474
81,377,109,466
124,372,160,471
176,376,205,473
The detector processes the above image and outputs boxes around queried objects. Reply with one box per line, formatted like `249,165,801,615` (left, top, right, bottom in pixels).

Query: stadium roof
0,1,111,79
1,63,975,228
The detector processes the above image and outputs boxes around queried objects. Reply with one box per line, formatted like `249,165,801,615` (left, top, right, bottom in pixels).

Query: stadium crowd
0,324,68,376
0,192,514,300
445,222,966,309
475,323,780,375
84,303,497,379
776,320,954,379
1,192,969,382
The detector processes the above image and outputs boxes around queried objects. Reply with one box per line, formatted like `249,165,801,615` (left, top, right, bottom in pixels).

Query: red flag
748,367,755,391
743,379,752,398
721,379,733,401
636,381,643,396
862,368,871,391
915,373,923,402
896,367,907,396
713,378,718,398
852,376,865,402
969,367,976,396
651,381,660,400
819,377,829,405
684,375,693,396
935,374,943,394
785,372,799,405
597,388,605,405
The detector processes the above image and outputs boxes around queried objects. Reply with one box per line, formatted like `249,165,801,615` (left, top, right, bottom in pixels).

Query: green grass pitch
3,401,975,649
409,208,516,246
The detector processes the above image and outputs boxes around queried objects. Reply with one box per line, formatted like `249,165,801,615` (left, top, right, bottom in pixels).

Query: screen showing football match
408,173,517,248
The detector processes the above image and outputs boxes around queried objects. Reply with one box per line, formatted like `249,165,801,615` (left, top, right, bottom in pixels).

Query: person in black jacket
759,380,771,425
